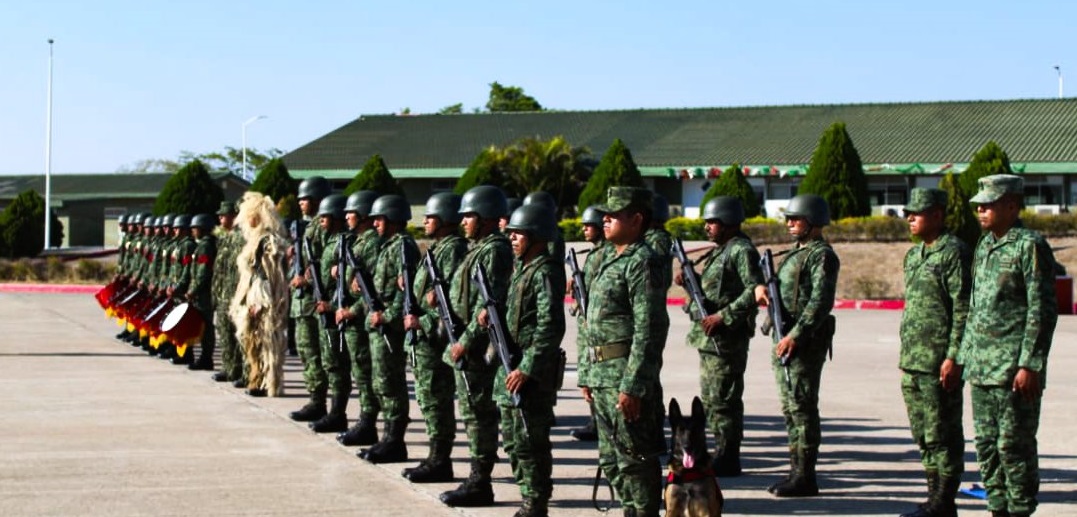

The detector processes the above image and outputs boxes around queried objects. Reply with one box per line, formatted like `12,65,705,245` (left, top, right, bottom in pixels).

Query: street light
1055,65,1064,99
242,115,268,181
44,38,54,250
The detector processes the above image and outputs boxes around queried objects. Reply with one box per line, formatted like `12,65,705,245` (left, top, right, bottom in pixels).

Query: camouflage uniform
496,250,566,513
319,231,353,400
644,226,673,291
346,227,383,420
959,176,1058,516
293,219,328,400
213,226,244,380
188,231,217,360
367,231,419,426
686,232,762,464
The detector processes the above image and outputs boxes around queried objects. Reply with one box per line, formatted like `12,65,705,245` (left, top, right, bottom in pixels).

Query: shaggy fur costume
229,192,290,396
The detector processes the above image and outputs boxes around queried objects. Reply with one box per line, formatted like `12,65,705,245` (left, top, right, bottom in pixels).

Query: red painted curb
0,283,105,294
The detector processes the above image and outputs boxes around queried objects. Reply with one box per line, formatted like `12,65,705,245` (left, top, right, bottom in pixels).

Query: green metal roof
0,172,247,201
283,98,1077,175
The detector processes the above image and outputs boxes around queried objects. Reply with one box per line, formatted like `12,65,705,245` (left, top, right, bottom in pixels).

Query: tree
153,159,225,216
959,141,1013,198
798,121,871,220
0,189,64,258
117,147,282,175
577,139,646,212
454,147,510,195
700,163,761,218
343,154,404,197
438,103,464,115
939,172,981,247
501,136,591,217
250,158,298,219
486,81,543,112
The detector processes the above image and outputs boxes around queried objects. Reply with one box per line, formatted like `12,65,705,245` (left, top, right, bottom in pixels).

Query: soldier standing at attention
568,205,608,442
309,194,353,434
336,191,383,447
755,194,839,498
960,175,1057,517
165,215,196,365
439,185,513,508
498,203,566,517
357,195,419,464
211,202,246,385
675,196,762,477
898,188,971,517
522,191,566,293
581,187,669,517
288,177,332,423
401,193,467,482
187,214,219,371
500,197,523,232
644,193,673,291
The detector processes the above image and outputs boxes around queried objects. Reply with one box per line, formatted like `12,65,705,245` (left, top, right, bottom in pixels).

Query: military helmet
784,194,830,226
172,214,192,229
505,197,523,216
298,176,332,200
424,192,462,225
504,203,558,242
344,190,380,217
191,213,216,230
137,212,152,226
459,185,508,219
369,194,411,223
581,205,605,226
145,216,158,228
117,214,127,225
652,194,670,222
702,196,745,226
317,194,347,219
523,191,557,211
159,213,175,228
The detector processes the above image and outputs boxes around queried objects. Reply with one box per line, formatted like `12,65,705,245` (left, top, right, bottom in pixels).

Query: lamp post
242,115,268,181
44,38,54,250
1055,65,1063,99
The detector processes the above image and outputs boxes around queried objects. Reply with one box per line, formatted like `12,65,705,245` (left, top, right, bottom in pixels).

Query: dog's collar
667,466,716,484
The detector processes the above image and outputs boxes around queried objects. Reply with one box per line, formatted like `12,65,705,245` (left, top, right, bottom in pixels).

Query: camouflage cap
903,187,948,213
216,201,237,215
970,174,1024,204
598,186,653,214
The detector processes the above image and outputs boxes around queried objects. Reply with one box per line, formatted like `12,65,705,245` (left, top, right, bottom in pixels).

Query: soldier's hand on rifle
290,274,306,289
350,277,360,293
315,300,330,314
425,291,436,308
477,308,489,328
330,265,339,280
396,275,405,291
617,392,641,422
450,342,466,363
673,271,684,286
701,313,724,335
404,314,420,331
335,308,353,324
369,310,384,328
565,280,574,296
580,386,593,403
1013,367,1041,402
776,335,797,360
285,245,295,261
754,285,770,306
939,358,962,392
166,286,175,298
506,369,529,393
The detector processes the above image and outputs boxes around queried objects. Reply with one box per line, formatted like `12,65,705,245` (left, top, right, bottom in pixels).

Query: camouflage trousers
454,362,499,463
368,325,409,423
192,303,215,359
971,384,1042,515
772,338,828,451
215,309,242,380
318,322,352,397
593,386,665,517
411,335,455,445
293,315,326,395
500,396,555,505
345,323,379,417
901,371,964,478
699,342,748,451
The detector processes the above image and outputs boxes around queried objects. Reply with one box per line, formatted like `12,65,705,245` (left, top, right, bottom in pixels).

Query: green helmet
160,214,175,228
581,205,604,226
424,192,462,225
504,203,558,242
369,194,411,223
317,194,347,219
147,216,159,229
653,194,670,222
137,212,152,226
505,197,523,216
785,194,830,226
172,214,192,229
298,176,332,200
191,213,216,230
523,191,557,211
117,214,127,225
702,196,745,225
459,185,508,219
345,190,380,217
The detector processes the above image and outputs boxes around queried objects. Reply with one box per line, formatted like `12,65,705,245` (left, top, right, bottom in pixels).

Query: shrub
153,159,224,215
345,154,405,197
665,217,706,240
577,139,645,212
560,218,584,242
74,259,113,283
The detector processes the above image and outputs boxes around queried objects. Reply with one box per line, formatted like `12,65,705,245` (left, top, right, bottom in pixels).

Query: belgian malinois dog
665,397,723,517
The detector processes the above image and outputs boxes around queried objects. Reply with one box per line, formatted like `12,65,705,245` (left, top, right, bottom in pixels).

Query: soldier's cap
598,186,653,214
216,201,237,215
903,188,948,213
970,174,1024,204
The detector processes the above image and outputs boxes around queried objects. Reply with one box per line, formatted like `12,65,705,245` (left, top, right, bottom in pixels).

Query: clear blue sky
2,0,1073,174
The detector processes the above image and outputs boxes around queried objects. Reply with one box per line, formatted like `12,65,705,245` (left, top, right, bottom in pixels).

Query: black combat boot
232,377,247,389
309,392,349,433
772,448,819,497
337,412,379,446
170,348,192,365
570,408,599,441
622,507,638,517
188,354,213,371
767,448,798,494
713,441,742,477
404,439,454,483
900,469,940,517
931,476,959,517
513,498,549,517
358,418,408,463
289,391,327,422
439,458,495,507
211,371,230,382
159,343,175,360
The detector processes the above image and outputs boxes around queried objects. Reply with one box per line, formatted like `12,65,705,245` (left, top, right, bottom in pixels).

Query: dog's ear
668,398,682,424
691,396,705,422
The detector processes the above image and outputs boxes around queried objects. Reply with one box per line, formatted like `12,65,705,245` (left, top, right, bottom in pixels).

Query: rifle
401,239,420,354
290,219,308,298
565,248,588,316
760,248,792,389
344,244,393,353
302,236,335,347
671,238,722,357
471,264,528,433
424,248,471,396
334,234,347,352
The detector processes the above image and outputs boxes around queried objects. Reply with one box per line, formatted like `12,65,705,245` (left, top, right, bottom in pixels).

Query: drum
115,289,148,325
159,302,204,350
139,298,174,341
95,279,119,309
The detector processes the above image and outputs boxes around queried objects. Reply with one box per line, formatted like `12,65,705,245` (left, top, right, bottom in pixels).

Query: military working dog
665,397,723,517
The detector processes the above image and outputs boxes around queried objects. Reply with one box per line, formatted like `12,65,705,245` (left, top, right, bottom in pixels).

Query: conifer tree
153,159,224,216
577,139,646,211
939,172,981,247
959,141,1013,197
250,158,298,219
0,189,64,257
700,163,761,218
454,147,507,194
344,154,404,197
798,122,871,219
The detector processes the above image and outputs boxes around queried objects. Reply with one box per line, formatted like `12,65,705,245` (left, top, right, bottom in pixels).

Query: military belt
588,343,630,363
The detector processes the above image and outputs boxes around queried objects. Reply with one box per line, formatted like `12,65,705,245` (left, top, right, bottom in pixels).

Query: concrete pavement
1,292,1074,516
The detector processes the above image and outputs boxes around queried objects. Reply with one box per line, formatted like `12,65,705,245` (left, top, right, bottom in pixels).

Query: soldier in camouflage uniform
498,203,566,517
500,197,523,232
165,214,197,365
959,175,1058,517
569,205,608,442
356,195,418,464
522,191,566,293
676,196,762,477
439,185,514,508
755,194,839,498
401,192,467,483
146,215,174,357
899,188,971,517
187,214,219,371
336,191,384,446
288,177,332,423
580,187,669,517
309,194,353,433
211,202,246,384
644,193,673,290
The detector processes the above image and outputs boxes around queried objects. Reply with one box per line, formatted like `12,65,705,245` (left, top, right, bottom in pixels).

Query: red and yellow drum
159,303,204,357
